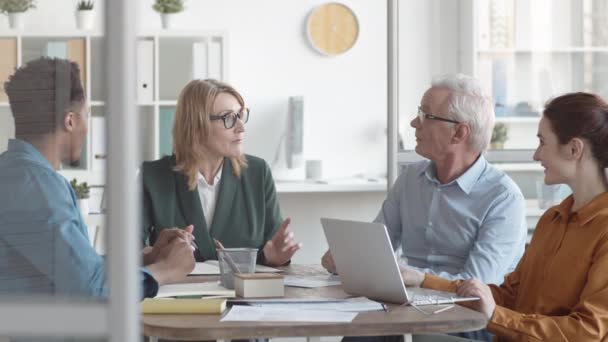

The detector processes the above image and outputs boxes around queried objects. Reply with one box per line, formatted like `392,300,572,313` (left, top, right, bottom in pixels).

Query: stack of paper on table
156,281,235,298
189,260,282,275
221,306,357,323
141,298,227,314
221,297,384,323
283,274,341,288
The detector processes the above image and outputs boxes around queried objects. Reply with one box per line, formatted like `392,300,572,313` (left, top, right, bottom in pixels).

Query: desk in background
143,265,487,341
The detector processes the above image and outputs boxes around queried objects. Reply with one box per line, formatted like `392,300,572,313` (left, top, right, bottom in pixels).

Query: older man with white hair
322,74,527,342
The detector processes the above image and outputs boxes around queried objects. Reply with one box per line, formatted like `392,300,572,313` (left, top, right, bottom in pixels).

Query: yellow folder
141,298,227,314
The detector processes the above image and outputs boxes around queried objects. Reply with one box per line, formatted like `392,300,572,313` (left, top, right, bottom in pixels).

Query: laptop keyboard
410,294,453,305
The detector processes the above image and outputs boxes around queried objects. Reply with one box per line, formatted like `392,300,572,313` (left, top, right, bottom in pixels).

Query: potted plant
0,0,36,29
152,0,185,29
70,178,91,218
75,0,94,30
491,122,508,149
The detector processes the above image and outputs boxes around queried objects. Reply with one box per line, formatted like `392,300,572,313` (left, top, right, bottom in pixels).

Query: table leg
404,334,412,342
306,337,321,342
148,336,158,342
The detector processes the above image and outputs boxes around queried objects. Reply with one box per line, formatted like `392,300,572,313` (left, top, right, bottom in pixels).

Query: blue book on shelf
45,41,67,59
159,107,175,157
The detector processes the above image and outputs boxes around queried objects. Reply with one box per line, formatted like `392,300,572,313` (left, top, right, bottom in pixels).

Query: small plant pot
161,13,175,29
77,198,90,219
490,142,505,150
8,12,24,29
76,10,95,30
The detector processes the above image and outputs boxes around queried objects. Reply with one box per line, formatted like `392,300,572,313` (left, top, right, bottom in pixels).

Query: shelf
494,163,543,172
276,179,387,193
478,47,608,54
158,100,178,106
495,117,540,124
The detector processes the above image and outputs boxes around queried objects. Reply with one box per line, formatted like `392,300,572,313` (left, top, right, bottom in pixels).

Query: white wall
137,0,389,180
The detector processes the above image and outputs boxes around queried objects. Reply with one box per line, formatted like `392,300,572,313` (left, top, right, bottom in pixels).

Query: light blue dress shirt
376,155,527,285
0,139,157,298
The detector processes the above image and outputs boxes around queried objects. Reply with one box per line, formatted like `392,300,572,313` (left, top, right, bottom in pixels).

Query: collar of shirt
549,192,608,226
7,138,55,172
419,155,486,195
197,166,223,188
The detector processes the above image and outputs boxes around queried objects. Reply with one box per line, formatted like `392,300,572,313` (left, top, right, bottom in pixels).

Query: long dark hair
543,92,608,173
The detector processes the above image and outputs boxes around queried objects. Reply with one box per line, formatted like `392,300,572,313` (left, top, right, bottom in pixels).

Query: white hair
431,74,495,152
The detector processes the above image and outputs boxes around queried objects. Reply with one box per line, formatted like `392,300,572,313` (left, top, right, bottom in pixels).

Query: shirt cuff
141,267,160,299
421,273,460,293
487,305,525,340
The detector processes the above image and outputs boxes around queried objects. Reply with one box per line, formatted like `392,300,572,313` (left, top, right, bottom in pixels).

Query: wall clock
306,2,359,56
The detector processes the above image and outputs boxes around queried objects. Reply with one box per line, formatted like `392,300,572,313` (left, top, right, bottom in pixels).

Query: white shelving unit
468,0,608,153
0,30,228,185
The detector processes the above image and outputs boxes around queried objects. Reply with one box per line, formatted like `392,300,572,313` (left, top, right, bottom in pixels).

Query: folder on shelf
67,39,86,92
137,40,154,103
91,116,106,172
192,41,208,80
207,38,222,80
45,41,67,58
141,298,227,314
158,107,175,157
0,39,17,102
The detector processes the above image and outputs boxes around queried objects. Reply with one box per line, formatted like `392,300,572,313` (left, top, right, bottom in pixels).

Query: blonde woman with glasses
142,79,300,266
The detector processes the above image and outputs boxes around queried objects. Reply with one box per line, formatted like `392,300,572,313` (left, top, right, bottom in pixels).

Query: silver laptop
321,218,479,305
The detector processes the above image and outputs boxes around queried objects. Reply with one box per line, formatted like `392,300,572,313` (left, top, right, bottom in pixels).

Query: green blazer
142,154,283,264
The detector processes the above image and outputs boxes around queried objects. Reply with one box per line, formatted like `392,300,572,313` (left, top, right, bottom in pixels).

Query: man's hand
456,279,496,319
321,249,337,274
263,218,301,266
399,265,425,287
143,225,194,266
147,237,195,285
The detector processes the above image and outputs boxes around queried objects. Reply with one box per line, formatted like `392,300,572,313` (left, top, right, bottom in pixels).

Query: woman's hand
456,279,496,319
263,218,301,266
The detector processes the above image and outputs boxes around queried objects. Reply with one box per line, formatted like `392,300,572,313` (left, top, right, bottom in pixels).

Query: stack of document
156,281,235,298
283,275,341,288
221,297,384,323
189,261,282,276
142,298,227,314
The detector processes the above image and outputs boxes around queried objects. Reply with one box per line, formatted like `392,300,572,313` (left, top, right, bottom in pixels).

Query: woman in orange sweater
402,92,608,341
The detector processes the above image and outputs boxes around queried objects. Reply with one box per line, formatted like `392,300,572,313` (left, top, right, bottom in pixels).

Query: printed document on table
248,297,384,312
189,262,221,275
190,261,282,275
221,305,357,323
284,275,341,288
157,282,235,298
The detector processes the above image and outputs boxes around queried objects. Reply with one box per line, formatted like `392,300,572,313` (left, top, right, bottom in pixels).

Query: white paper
221,305,357,323
190,260,283,275
249,297,384,312
284,275,341,288
189,262,221,275
156,281,235,298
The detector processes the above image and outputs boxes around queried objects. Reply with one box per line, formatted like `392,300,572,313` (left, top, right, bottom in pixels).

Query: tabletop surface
143,265,487,341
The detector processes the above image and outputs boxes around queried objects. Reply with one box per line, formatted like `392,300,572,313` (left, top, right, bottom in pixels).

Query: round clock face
306,2,359,56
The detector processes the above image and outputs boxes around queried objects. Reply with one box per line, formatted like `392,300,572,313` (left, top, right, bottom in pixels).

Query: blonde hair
173,79,248,190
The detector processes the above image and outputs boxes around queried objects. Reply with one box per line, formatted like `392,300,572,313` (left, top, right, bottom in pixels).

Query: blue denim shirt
376,156,527,285
0,139,158,298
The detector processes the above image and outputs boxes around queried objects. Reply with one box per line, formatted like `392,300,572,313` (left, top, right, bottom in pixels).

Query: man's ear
568,137,585,160
63,112,75,133
451,123,470,145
